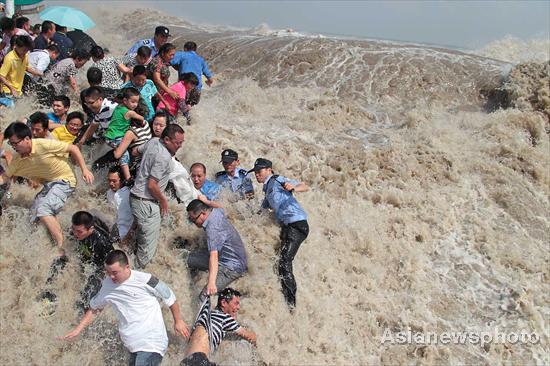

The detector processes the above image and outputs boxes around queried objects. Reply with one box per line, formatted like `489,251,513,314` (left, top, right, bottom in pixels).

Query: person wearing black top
71,211,115,311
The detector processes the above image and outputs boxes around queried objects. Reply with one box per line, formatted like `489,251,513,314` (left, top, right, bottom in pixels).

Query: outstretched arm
67,144,94,184
283,181,309,193
59,308,102,340
235,327,257,346
169,301,190,339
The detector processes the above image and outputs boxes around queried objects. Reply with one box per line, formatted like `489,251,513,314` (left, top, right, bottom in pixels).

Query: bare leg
39,215,64,247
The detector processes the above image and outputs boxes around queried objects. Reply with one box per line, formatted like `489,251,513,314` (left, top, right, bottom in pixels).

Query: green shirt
104,105,130,140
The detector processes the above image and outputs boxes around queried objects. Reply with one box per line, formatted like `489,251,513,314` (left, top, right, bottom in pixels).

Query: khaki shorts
31,180,75,221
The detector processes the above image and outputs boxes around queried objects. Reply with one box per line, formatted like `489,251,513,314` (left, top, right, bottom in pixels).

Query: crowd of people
0,18,310,366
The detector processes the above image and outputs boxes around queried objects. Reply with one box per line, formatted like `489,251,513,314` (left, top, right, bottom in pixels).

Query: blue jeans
128,351,163,366
106,136,130,166
0,95,15,108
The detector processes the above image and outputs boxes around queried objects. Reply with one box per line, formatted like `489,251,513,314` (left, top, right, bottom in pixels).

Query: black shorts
180,352,216,366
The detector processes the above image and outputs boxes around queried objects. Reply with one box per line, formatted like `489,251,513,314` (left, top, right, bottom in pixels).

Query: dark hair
216,287,241,308
132,65,146,77
52,95,70,108
12,35,33,49
84,86,104,100
161,123,184,139
67,111,84,124
179,72,199,86
0,17,15,32
45,44,60,54
158,43,175,56
87,67,103,85
190,162,206,174
108,165,123,178
15,17,29,29
153,110,167,121
137,45,152,58
121,87,140,100
183,41,197,51
71,48,90,61
186,199,209,215
54,23,67,32
4,122,31,140
40,20,55,34
90,45,104,59
32,24,41,34
71,210,94,228
105,249,129,266
29,111,49,129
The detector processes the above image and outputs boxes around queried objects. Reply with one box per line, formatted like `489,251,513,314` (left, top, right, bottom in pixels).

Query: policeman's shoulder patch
215,171,226,177
142,39,152,45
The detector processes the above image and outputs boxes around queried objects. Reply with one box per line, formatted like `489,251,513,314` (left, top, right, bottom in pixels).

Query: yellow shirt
5,138,77,187
0,50,28,94
51,126,77,144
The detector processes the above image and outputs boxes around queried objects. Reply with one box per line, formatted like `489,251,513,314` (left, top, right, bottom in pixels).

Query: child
48,95,70,129
104,87,144,180
121,65,160,122
51,111,84,144
156,72,198,123
106,166,133,245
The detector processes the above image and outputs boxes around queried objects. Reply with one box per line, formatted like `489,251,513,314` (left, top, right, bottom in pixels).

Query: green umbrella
1,0,43,5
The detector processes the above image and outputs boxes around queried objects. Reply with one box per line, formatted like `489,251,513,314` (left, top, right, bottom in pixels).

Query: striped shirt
93,98,118,137
129,123,152,149
194,297,240,352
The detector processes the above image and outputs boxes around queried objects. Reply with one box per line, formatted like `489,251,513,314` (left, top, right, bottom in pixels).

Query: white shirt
27,49,50,79
168,157,200,207
107,186,133,238
90,270,176,355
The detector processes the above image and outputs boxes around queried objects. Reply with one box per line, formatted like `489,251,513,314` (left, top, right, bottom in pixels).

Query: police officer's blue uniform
215,167,254,198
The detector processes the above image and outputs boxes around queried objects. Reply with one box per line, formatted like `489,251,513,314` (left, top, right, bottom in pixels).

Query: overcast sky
50,1,549,49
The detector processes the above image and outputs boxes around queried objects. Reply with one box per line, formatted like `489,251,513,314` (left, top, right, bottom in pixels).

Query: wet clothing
131,138,172,200
51,32,74,60
91,56,124,90
91,98,119,138
129,351,163,366
170,51,212,91
200,180,220,201
279,220,309,307
193,297,240,352
215,167,254,199
0,49,28,94
51,126,77,144
157,80,187,117
90,270,176,356
128,38,159,57
107,186,133,239
75,225,115,310
202,208,247,273
180,352,216,366
43,57,78,95
30,179,74,221
27,49,51,80
5,139,77,187
121,80,157,122
146,56,171,86
104,105,130,140
261,174,309,307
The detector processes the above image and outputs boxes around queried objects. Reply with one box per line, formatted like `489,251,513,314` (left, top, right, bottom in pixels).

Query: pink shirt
157,81,187,117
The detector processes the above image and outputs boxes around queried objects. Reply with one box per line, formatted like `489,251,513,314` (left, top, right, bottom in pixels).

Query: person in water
180,288,256,366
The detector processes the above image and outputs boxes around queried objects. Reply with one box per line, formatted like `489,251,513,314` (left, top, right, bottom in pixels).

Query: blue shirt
170,51,212,90
262,175,307,225
202,208,247,273
215,167,254,199
47,111,62,124
127,38,158,57
121,80,157,121
200,179,221,201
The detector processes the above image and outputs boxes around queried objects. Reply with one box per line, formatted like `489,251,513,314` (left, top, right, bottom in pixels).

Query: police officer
127,26,170,57
215,149,254,199
249,158,309,309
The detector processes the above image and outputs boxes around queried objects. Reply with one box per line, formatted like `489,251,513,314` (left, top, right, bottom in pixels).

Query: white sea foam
1,4,548,366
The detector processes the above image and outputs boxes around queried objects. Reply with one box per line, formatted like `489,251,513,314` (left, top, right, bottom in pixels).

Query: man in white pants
61,250,190,365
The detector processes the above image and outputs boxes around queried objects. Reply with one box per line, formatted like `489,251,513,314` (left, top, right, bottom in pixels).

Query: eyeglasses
187,211,203,224
7,138,24,148
218,287,241,302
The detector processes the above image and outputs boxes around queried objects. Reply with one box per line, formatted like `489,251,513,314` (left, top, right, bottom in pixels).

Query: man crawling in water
181,288,256,366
